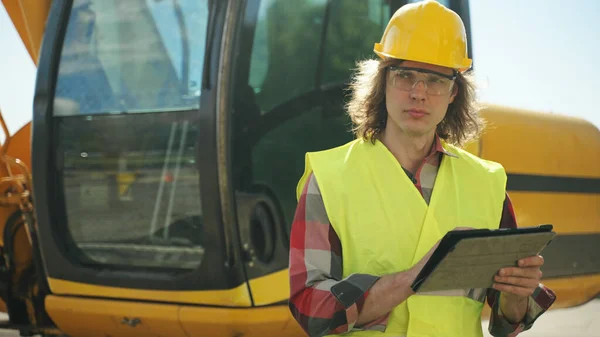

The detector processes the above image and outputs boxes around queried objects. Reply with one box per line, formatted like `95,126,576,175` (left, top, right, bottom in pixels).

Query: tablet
410,224,555,293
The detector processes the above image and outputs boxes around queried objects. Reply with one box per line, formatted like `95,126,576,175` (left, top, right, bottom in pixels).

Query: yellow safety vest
296,138,506,337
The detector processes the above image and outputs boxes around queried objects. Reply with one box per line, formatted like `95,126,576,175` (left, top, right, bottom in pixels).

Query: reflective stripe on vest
297,138,506,337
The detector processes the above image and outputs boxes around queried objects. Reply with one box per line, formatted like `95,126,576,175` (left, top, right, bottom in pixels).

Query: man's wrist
500,291,528,303
499,292,528,324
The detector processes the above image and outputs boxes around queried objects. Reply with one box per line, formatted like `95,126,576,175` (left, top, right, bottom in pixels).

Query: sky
0,3,37,138
469,0,600,129
0,0,599,141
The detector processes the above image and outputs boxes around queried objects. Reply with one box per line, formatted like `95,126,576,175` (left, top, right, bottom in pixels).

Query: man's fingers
499,266,543,280
492,283,534,297
518,255,544,267
494,275,539,289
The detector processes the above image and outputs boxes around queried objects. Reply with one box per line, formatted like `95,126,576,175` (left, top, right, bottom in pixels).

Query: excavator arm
0,2,599,337
0,2,59,335
2,0,51,66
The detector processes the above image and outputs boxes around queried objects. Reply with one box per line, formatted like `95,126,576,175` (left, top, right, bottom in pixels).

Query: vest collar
437,136,460,158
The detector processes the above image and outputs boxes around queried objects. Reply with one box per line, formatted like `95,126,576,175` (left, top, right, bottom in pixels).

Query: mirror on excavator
0,0,598,336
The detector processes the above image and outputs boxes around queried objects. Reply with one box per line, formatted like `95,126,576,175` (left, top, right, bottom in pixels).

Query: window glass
54,0,207,115
247,0,328,113
322,0,389,85
235,0,389,231
248,107,353,229
54,0,209,271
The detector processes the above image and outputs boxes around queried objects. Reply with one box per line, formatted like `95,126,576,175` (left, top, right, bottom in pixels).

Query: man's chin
400,124,436,138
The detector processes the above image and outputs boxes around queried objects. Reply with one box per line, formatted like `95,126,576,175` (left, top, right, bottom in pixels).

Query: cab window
52,0,209,271
247,0,328,114
234,0,389,233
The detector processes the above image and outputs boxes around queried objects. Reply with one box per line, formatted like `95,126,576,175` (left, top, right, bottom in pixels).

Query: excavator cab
1,0,596,336
29,0,461,336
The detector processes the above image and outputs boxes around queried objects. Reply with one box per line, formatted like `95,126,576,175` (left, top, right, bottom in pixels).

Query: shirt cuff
488,284,556,337
330,273,389,333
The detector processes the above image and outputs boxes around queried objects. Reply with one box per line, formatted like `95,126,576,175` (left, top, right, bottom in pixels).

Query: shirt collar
434,134,460,158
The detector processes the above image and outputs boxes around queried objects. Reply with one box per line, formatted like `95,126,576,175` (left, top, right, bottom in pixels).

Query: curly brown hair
345,58,484,147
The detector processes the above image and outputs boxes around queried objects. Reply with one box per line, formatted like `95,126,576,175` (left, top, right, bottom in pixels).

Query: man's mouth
406,109,428,118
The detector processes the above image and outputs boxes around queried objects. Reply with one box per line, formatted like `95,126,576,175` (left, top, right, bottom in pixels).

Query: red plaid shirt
288,135,556,337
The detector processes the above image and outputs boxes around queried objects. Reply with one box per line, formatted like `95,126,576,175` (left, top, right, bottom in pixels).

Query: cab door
228,0,393,307
32,0,251,336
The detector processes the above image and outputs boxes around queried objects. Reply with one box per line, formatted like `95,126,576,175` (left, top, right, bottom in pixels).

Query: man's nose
410,80,427,100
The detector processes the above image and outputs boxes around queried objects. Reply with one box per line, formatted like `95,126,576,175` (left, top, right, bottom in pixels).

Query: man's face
384,60,457,138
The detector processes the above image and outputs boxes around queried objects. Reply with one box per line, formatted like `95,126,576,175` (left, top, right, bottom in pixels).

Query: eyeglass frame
387,66,457,96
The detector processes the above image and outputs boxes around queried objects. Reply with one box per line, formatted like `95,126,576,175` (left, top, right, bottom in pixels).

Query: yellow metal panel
508,192,599,234
480,105,600,178
179,303,305,337
462,137,482,157
45,295,186,337
248,268,290,306
47,278,252,307
542,275,600,309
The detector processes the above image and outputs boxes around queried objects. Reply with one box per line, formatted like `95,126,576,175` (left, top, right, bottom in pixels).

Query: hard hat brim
373,45,472,73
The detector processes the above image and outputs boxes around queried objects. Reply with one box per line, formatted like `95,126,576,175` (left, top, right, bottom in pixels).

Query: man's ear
449,82,458,104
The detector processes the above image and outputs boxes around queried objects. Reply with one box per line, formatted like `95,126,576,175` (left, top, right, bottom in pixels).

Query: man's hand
492,255,544,323
493,255,544,297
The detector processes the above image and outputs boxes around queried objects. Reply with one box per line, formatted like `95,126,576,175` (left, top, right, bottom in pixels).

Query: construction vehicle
0,0,598,336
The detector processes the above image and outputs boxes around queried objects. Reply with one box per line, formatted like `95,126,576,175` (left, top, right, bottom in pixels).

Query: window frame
32,0,247,293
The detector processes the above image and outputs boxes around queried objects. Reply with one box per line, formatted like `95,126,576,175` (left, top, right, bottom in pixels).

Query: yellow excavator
0,0,598,336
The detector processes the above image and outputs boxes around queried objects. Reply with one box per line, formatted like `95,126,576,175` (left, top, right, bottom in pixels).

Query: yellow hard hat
374,0,472,72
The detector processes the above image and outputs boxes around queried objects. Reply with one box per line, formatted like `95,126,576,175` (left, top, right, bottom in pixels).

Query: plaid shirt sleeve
288,173,389,337
486,193,557,337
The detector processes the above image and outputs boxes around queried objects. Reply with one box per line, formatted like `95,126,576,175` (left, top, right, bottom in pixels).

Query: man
288,1,555,337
